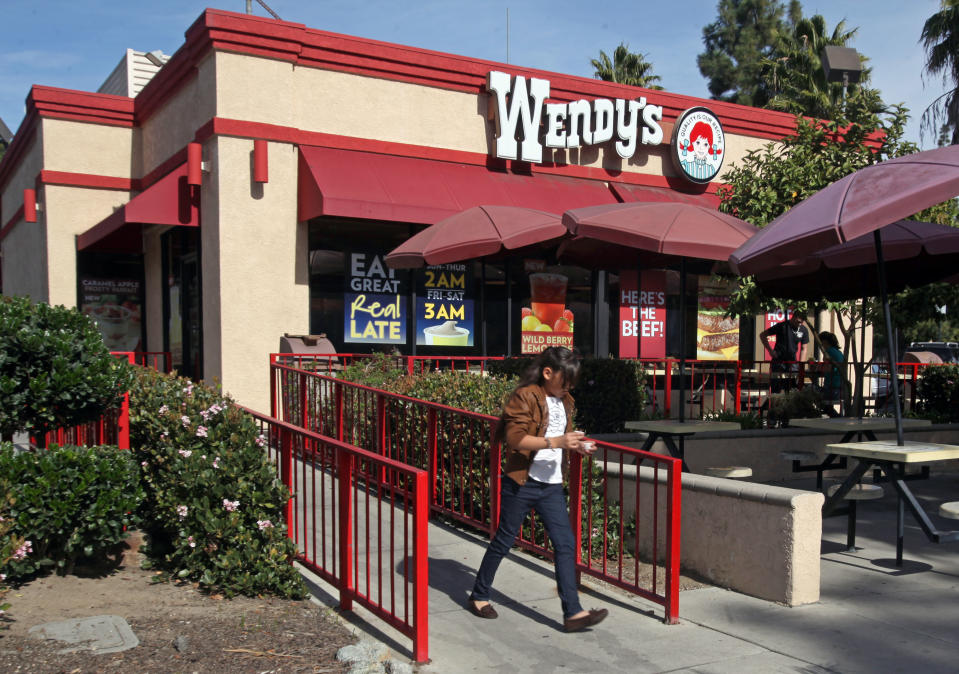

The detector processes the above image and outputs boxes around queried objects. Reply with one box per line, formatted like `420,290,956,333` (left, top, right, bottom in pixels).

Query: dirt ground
0,531,358,673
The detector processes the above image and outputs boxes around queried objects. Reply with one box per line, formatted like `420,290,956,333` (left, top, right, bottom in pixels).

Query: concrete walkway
302,471,959,673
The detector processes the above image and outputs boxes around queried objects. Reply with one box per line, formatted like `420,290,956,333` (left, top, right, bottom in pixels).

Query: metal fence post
488,421,502,539
734,360,743,415
270,357,277,419
665,457,682,624
338,449,354,611
567,451,584,584
281,427,294,539
299,370,309,431
411,468,430,664
427,409,438,507
335,384,344,442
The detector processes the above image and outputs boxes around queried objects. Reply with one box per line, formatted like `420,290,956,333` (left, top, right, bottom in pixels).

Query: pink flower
158,405,169,414
141,461,148,467
178,449,192,458
212,457,221,468
180,415,191,427
223,499,239,512
195,426,208,438
257,520,274,530
255,434,267,448
187,536,196,548
183,383,194,396
161,430,169,438
12,541,32,561
176,505,188,519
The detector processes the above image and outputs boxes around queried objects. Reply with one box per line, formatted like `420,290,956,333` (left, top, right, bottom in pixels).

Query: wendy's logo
671,107,725,184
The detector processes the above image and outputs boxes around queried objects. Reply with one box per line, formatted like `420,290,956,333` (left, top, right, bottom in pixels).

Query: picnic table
624,419,740,472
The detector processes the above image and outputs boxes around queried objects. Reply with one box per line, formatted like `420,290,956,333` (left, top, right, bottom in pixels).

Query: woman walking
467,346,608,632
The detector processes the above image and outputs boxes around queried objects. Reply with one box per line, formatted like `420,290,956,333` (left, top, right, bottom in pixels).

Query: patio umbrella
563,201,759,422
751,220,959,301
729,144,959,445
384,205,565,268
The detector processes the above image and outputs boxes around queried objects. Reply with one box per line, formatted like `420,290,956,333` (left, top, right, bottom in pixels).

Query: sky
0,1,950,149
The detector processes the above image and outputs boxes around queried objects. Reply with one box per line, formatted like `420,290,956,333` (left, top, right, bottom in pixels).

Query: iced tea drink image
529,273,567,328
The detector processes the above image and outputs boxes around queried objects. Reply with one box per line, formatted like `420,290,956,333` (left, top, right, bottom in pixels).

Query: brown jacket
500,384,575,485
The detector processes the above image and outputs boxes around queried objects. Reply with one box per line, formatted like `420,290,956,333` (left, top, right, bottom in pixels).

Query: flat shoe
468,601,498,619
564,608,608,632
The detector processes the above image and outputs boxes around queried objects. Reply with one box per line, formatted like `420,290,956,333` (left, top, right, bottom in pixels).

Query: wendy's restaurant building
0,8,858,412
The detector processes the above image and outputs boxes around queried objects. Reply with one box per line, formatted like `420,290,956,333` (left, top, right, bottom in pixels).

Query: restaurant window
162,228,202,380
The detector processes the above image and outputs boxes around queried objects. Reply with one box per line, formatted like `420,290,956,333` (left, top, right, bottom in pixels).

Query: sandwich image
697,291,739,357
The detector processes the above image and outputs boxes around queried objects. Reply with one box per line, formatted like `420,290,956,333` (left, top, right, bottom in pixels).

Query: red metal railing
270,352,505,376
270,361,682,623
243,407,430,663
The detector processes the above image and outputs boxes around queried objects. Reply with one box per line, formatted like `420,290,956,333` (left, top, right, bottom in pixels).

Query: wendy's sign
487,70,664,163
670,107,725,184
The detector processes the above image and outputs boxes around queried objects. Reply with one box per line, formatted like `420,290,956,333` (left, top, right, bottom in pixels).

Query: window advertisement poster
618,269,666,359
415,263,474,346
344,251,407,344
520,270,573,354
697,277,739,360
79,277,143,352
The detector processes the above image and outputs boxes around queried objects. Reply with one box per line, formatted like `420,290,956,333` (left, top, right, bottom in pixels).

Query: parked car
903,341,959,363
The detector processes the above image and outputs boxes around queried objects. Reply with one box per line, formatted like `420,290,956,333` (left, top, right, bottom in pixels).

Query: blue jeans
470,476,583,619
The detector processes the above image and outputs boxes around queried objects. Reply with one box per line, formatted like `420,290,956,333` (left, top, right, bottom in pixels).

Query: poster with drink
344,251,407,344
80,277,143,352
415,263,474,346
618,269,666,359
521,271,573,354
697,277,739,360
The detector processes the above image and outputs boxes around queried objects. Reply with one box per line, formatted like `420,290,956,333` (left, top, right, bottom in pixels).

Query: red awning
297,145,619,224
610,183,719,209
77,163,199,253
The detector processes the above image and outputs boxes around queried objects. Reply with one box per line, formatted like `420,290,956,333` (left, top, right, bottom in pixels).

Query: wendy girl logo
671,107,725,185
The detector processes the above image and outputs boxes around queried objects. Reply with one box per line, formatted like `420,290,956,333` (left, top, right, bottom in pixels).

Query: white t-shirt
527,395,566,484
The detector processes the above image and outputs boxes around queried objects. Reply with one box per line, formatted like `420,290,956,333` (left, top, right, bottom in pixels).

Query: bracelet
545,436,552,450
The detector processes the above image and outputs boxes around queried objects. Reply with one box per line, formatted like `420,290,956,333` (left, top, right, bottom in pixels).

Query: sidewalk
302,471,959,673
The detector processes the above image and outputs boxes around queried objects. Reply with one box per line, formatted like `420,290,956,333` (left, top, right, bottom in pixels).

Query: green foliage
920,0,959,145
340,354,408,391
767,387,822,424
0,443,142,578
487,357,647,433
916,364,959,423
128,368,307,599
0,296,132,439
591,43,663,89
697,0,792,106
703,409,763,429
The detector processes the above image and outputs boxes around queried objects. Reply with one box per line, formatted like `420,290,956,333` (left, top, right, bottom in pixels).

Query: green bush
916,364,959,423
767,387,822,426
0,296,132,439
0,443,142,578
128,367,307,599
703,409,763,429
0,479,28,620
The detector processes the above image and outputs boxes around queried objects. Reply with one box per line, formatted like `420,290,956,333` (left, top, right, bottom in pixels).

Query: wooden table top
790,417,932,431
624,419,741,435
826,439,959,463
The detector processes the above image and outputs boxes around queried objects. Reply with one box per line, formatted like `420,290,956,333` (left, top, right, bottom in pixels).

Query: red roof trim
40,171,135,191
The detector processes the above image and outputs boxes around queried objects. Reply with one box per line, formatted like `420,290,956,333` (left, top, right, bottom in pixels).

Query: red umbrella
385,205,565,268
562,202,759,423
563,202,758,262
752,220,959,301
729,145,959,445
730,145,959,276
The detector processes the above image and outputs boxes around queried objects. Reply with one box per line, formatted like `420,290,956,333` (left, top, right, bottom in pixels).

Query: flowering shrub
0,443,142,578
128,367,306,599
0,481,28,623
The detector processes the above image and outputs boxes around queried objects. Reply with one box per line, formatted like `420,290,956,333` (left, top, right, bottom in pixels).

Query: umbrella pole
636,261,642,360
679,258,686,424
874,230,904,445
858,294,867,420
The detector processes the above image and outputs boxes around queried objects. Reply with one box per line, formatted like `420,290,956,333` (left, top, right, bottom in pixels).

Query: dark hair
819,331,839,348
516,346,581,390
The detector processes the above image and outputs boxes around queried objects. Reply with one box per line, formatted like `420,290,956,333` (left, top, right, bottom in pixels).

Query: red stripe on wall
40,171,135,191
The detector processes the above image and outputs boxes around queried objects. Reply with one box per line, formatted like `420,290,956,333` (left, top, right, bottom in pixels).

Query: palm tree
764,14,884,123
591,43,663,90
921,0,959,145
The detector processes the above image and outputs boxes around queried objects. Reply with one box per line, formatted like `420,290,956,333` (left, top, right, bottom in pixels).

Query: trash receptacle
278,333,340,372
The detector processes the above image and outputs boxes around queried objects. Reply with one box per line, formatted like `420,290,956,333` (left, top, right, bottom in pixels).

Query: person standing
760,310,810,392
467,346,608,632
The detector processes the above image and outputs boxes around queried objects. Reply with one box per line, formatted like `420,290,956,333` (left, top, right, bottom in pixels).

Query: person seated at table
812,331,845,417
760,310,809,393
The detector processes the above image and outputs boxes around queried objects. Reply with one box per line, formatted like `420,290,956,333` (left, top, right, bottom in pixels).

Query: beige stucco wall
606,462,823,605
43,184,132,307
138,52,217,176
142,225,166,353
42,118,135,177
201,135,308,411
215,51,775,185
1,128,45,299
